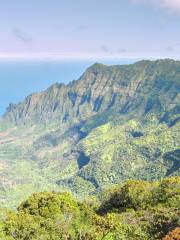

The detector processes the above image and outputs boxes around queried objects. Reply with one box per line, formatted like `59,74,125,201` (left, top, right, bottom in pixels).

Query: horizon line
0,52,179,61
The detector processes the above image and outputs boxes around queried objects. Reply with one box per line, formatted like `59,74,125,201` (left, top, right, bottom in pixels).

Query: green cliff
0,59,179,208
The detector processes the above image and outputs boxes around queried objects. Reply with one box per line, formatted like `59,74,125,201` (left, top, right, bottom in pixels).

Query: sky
0,0,180,60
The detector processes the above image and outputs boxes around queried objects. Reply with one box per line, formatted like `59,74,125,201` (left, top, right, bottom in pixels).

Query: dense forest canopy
0,177,179,239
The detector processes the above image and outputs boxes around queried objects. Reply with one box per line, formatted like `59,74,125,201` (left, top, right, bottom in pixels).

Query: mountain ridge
0,59,179,208
2,59,180,127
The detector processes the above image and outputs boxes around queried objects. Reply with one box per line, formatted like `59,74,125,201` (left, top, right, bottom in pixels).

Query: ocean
0,59,136,116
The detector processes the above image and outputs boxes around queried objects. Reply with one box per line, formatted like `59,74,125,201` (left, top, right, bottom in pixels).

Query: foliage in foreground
0,177,179,240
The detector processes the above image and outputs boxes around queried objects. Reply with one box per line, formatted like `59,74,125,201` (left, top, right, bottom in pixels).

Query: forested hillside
0,177,179,239
0,59,179,208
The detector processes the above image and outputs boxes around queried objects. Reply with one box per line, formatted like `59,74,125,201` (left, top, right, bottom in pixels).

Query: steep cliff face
0,59,180,207
3,60,180,128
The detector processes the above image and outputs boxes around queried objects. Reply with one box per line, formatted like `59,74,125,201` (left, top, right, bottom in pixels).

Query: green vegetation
63,115,180,194
0,177,179,239
0,59,179,209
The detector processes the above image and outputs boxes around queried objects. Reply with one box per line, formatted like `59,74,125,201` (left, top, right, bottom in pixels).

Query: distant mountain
3,59,180,127
0,59,179,207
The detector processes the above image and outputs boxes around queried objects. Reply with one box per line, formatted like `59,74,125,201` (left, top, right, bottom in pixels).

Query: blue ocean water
0,59,136,116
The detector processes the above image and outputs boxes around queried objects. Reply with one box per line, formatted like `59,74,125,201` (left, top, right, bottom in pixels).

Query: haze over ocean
0,59,136,116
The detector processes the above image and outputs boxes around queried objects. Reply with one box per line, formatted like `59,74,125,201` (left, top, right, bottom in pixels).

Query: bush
98,180,157,213
1,177,180,240
163,227,180,240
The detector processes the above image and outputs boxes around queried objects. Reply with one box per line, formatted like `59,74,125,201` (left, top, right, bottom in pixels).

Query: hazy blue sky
0,0,180,59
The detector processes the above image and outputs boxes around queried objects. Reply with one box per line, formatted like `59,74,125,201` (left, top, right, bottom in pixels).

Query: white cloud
130,0,180,13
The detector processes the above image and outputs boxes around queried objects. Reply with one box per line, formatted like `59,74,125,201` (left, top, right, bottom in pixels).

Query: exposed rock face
3,60,180,127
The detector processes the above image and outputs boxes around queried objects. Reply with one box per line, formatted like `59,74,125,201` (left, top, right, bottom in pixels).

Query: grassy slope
0,123,78,208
